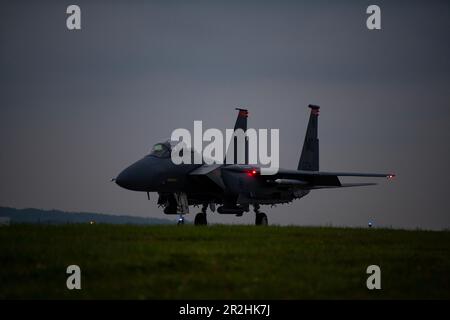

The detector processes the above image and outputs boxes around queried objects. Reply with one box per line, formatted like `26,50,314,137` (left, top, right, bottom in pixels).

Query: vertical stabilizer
224,108,248,164
298,105,319,171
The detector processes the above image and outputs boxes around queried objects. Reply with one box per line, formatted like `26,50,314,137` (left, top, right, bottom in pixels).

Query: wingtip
235,108,248,118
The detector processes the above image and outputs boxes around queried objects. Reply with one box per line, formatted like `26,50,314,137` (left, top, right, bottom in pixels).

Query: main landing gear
194,204,208,226
177,202,268,226
254,204,268,226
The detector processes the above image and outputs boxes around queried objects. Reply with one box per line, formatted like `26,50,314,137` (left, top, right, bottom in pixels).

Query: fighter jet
114,105,394,225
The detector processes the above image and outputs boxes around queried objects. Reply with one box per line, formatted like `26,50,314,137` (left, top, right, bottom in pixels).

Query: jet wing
223,165,394,188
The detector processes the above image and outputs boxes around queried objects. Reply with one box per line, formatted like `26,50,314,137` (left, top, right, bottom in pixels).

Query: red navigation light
247,169,258,177
309,104,320,116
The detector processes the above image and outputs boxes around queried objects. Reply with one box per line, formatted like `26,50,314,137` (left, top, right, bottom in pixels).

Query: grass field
1,224,449,299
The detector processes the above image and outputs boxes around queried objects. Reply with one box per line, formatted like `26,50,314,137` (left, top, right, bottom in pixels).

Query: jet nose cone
115,157,159,191
115,169,131,189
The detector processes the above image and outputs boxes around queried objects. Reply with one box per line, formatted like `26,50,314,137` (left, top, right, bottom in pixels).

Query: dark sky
1,0,449,229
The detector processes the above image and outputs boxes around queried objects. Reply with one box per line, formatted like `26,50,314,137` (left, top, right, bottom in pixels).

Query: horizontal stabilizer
340,183,377,187
308,183,377,189
276,169,395,179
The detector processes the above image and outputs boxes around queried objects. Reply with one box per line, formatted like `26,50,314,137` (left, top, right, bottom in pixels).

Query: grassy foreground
0,224,449,299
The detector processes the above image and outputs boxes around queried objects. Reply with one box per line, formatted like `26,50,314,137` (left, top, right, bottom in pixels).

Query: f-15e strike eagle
114,105,394,225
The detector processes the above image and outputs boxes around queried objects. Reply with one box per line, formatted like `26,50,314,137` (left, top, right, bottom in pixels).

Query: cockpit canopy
149,142,171,158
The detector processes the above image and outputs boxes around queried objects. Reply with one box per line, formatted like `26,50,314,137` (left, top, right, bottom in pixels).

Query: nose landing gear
177,214,185,225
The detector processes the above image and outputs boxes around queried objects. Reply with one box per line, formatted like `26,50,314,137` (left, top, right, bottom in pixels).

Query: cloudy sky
1,0,449,229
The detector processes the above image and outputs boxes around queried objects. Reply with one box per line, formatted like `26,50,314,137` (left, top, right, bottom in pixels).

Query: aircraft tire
255,212,268,226
194,212,207,226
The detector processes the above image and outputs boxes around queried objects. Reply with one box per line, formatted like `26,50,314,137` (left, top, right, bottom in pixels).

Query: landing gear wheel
255,212,268,226
177,216,185,225
194,212,207,226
